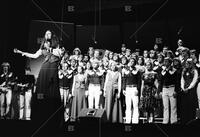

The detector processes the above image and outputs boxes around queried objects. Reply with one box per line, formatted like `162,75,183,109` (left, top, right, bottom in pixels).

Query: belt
163,85,175,88
89,83,100,86
126,85,137,88
59,87,69,90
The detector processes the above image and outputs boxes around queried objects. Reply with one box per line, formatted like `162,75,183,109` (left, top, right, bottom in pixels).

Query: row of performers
59,55,200,124
1,52,199,124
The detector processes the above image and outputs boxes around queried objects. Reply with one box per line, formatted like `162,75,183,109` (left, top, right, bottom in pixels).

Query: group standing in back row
1,30,199,125
58,38,200,124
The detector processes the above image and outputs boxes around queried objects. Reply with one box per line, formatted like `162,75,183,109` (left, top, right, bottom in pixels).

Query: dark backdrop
1,0,200,76
76,25,121,53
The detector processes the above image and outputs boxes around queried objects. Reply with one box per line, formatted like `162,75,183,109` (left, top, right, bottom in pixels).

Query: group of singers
1,30,200,125
58,38,200,124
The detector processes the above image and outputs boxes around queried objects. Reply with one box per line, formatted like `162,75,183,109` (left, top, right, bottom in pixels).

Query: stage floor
0,119,200,137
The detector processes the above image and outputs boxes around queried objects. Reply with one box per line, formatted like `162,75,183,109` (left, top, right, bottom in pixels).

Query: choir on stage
1,30,200,125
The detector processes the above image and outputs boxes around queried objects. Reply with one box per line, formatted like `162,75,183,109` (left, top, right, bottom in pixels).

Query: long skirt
105,86,123,123
70,87,87,121
31,61,64,132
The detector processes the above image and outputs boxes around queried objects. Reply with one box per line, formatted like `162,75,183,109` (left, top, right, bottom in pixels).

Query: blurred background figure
19,74,35,120
0,62,15,119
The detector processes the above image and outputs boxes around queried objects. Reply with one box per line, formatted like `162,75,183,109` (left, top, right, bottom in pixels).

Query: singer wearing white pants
0,89,12,118
125,86,139,124
19,89,32,120
60,87,71,121
197,82,200,109
162,86,177,124
88,84,101,109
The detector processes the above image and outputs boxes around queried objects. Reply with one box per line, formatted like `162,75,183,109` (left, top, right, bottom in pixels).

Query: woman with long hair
140,61,158,123
70,65,87,121
104,62,123,123
14,30,63,132
122,58,140,124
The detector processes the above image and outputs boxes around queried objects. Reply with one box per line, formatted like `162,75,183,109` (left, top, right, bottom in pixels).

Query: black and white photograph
1,0,200,136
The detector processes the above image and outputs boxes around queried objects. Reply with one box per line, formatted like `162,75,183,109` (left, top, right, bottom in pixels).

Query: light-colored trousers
60,87,70,108
0,89,12,117
60,87,70,122
162,87,177,124
125,87,139,124
197,82,200,109
19,89,32,120
88,84,101,109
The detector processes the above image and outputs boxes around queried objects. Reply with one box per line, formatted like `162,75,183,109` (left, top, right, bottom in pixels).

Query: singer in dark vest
122,58,140,124
180,58,198,124
161,57,178,124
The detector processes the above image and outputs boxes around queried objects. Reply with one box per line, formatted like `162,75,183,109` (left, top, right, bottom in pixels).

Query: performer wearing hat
161,57,178,124
0,62,15,119
180,58,198,124
70,47,81,61
180,47,190,67
166,50,175,59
